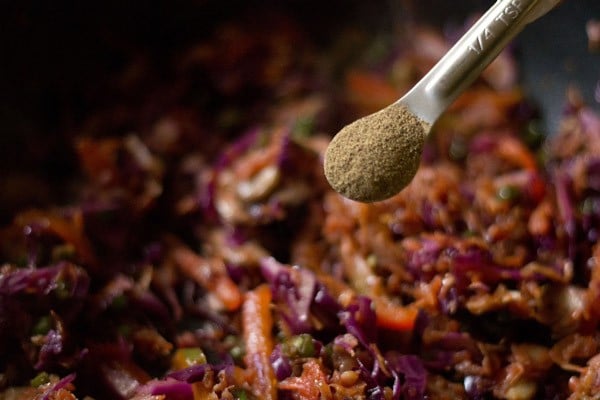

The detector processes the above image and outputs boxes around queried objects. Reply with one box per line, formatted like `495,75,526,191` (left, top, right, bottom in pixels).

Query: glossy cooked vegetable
1,10,600,400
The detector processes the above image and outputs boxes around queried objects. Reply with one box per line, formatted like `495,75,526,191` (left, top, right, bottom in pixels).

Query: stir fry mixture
2,10,600,400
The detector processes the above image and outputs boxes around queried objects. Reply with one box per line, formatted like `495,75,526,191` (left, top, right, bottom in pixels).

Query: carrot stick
373,298,419,331
339,237,417,331
242,284,277,400
495,136,538,171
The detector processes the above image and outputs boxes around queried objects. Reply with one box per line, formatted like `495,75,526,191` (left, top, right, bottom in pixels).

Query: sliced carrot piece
373,298,418,331
495,136,538,171
169,239,242,311
242,284,277,400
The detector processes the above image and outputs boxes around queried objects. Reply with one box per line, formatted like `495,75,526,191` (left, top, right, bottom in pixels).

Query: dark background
0,0,598,219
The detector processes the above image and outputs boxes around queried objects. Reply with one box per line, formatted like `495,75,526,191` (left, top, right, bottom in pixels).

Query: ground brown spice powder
324,103,428,202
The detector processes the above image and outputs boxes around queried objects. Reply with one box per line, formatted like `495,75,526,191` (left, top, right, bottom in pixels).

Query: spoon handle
400,0,559,125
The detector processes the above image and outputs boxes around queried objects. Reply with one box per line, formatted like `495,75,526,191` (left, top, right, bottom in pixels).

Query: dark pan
0,0,598,219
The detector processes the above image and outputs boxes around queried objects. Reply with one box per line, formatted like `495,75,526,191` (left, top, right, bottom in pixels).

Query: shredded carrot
213,273,243,311
450,87,523,111
53,389,78,400
373,298,418,331
169,239,242,311
15,209,97,267
495,136,538,172
527,200,554,236
345,70,401,114
279,358,332,400
233,131,283,180
192,382,212,400
242,284,277,400
339,237,417,331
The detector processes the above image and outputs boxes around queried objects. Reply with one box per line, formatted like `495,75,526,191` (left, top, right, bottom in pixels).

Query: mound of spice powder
324,103,428,202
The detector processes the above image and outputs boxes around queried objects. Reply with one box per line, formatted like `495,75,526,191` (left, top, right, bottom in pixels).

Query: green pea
30,372,50,388
231,388,249,400
285,334,315,358
497,185,521,201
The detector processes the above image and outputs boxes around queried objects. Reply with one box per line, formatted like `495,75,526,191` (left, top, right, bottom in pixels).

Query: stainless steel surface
400,0,560,125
